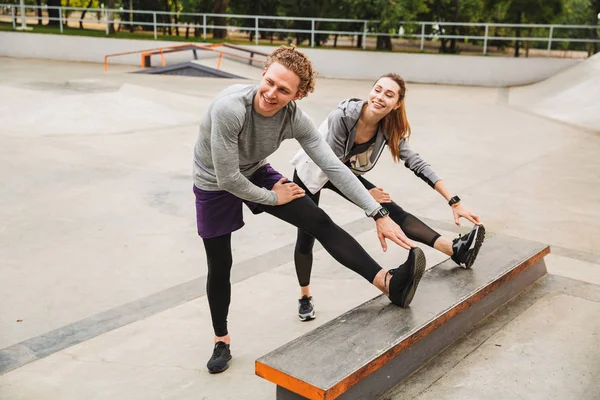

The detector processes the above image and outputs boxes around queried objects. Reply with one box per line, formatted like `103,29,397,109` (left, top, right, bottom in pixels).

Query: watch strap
448,195,461,207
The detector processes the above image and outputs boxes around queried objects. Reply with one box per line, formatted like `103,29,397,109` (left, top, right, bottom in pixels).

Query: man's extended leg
258,196,426,307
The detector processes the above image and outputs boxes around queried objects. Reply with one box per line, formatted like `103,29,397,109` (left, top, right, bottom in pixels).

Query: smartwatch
372,207,390,221
448,195,461,207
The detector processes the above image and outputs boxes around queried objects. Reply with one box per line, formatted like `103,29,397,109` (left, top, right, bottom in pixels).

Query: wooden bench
255,233,550,400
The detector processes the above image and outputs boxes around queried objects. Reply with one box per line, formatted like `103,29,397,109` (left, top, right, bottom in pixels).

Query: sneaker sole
463,225,486,269
400,248,426,308
298,311,316,321
207,354,232,374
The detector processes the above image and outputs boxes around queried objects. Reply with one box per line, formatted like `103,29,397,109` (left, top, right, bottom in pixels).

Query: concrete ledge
255,233,550,400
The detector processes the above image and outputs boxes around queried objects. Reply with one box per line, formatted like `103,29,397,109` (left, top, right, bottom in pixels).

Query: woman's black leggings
202,192,387,337
293,171,441,287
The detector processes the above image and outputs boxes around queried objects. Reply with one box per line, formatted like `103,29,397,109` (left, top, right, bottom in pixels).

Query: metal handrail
2,3,599,56
103,42,268,72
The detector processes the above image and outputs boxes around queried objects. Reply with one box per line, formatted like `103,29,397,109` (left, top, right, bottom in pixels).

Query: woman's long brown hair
378,73,411,162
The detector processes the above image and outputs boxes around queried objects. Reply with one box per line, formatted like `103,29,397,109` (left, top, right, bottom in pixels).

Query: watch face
373,207,389,220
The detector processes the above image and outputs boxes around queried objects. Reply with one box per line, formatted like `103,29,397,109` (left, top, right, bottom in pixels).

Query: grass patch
0,21,215,42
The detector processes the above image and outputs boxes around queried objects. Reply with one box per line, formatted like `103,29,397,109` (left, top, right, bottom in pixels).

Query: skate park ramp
189,43,266,80
0,81,201,136
191,57,264,80
135,62,245,79
509,51,600,132
110,42,265,81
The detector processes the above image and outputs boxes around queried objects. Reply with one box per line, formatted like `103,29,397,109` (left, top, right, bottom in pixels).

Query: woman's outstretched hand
451,203,481,226
369,187,392,204
273,178,305,205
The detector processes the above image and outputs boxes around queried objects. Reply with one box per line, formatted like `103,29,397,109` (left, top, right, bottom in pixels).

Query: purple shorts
193,163,285,238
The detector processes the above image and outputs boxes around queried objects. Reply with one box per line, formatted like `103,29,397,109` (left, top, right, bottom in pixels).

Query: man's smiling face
253,62,302,117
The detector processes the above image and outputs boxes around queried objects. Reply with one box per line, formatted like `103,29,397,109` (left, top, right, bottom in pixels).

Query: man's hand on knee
273,178,305,205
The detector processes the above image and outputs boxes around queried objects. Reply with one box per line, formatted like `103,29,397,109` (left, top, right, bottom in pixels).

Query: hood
337,98,365,120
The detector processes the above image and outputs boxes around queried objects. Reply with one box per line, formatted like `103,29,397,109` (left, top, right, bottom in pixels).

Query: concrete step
256,233,550,400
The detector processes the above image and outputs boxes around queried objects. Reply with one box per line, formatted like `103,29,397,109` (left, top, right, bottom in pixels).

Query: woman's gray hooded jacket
291,98,440,194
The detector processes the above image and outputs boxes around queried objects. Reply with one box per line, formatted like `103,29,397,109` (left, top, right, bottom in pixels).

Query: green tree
212,0,228,38
47,0,61,26
558,0,600,53
279,0,344,46
229,0,281,42
36,0,43,24
178,0,211,38
341,0,427,50
424,0,485,53
554,0,593,51
486,0,564,57
593,0,600,53
179,0,228,38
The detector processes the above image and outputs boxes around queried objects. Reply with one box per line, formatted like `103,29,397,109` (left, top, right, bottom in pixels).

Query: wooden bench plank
256,233,550,399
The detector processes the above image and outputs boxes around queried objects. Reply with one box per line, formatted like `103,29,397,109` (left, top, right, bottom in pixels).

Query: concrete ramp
509,52,600,132
0,82,199,136
135,62,245,79
117,83,203,115
192,58,263,81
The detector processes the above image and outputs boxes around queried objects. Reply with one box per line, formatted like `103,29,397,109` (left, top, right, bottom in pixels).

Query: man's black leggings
293,171,441,287
202,193,386,337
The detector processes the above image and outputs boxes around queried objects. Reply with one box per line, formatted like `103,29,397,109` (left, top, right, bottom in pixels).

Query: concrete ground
0,56,599,399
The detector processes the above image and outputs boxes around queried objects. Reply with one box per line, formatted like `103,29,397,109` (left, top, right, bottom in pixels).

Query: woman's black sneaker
387,247,426,308
298,295,316,321
451,224,486,269
207,341,232,374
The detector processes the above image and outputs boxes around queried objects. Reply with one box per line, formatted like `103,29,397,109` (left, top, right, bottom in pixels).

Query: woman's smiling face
367,77,401,116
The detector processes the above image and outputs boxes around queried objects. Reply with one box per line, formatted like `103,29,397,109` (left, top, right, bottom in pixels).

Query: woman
291,73,485,321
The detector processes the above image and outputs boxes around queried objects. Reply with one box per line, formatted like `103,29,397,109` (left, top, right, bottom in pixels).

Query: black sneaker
387,247,426,308
206,341,232,374
451,224,486,269
298,295,315,321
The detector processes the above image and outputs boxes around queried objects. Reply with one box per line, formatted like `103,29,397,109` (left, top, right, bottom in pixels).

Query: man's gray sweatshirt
193,84,380,215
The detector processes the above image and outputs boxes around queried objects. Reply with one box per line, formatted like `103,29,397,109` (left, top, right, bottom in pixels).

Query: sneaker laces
452,228,477,264
454,232,473,249
299,296,312,312
459,226,478,244
211,342,227,360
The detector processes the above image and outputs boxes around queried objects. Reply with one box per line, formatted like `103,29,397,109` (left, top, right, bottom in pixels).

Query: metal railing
103,42,268,71
2,4,600,56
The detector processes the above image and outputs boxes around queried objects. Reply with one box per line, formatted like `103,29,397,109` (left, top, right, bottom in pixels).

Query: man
194,46,425,374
